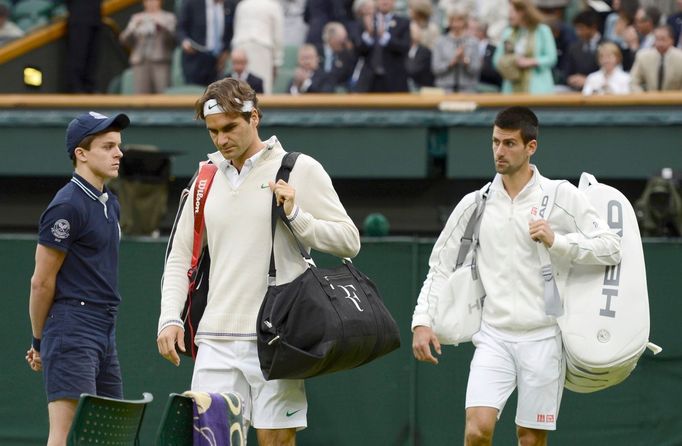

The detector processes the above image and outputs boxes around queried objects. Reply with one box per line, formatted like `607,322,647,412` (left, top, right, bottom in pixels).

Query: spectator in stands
289,43,327,93
232,0,284,94
468,17,502,90
666,0,682,47
0,4,23,45
582,42,631,95
319,21,357,91
65,0,102,93
345,0,370,42
406,21,435,90
227,47,265,93
630,25,682,91
604,0,639,49
431,6,481,93
119,0,176,94
280,0,308,46
602,0,639,71
177,0,232,86
493,0,557,94
304,0,352,47
561,9,603,92
439,1,509,45
634,6,661,50
538,5,576,86
407,0,440,49
352,0,411,92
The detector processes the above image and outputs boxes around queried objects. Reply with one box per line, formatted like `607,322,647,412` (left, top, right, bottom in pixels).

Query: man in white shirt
411,107,622,446
157,78,360,446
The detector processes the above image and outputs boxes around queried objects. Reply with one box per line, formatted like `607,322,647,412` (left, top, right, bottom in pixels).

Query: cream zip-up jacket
159,139,360,339
412,166,622,334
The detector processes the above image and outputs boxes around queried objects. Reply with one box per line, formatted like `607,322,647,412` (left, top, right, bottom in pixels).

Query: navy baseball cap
65,111,130,158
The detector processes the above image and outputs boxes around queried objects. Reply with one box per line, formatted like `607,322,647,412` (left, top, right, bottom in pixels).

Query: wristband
32,336,41,352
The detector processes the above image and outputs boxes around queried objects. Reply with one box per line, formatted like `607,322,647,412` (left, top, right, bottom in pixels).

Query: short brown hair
71,126,122,167
194,78,262,122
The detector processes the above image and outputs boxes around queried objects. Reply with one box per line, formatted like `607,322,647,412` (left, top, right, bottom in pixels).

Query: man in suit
352,0,410,92
227,48,264,93
562,10,603,92
634,6,661,51
630,25,682,92
666,0,682,47
65,0,102,93
288,44,328,94
304,0,351,46
177,0,234,86
319,21,357,92
468,18,502,89
405,21,434,90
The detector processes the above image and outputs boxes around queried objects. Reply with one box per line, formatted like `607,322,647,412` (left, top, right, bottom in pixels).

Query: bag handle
187,162,218,288
268,152,311,283
578,172,598,191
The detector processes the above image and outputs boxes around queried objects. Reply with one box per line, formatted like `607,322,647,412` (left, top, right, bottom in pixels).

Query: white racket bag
556,173,661,393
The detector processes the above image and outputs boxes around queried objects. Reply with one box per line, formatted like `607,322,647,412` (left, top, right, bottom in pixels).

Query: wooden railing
1,91,682,110
0,0,140,65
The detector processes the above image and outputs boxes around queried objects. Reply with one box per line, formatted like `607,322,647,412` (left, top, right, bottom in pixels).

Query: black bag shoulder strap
268,152,310,282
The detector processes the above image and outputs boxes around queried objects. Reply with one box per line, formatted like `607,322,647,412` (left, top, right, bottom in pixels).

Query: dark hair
71,126,122,166
194,77,262,122
573,10,600,28
494,106,539,144
619,0,639,25
642,6,662,27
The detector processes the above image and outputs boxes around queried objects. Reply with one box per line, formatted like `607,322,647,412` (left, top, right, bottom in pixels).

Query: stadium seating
66,392,154,446
154,393,193,446
11,0,52,22
272,45,300,93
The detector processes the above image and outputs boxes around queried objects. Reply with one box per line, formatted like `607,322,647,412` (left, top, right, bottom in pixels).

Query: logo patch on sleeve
51,219,71,240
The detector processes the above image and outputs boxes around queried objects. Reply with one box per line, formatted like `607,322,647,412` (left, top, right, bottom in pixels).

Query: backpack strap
267,152,309,284
536,178,566,317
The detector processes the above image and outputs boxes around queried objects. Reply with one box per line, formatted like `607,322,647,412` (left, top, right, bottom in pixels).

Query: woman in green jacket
493,0,557,94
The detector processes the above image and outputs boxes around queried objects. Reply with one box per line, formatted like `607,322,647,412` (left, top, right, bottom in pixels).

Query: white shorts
192,339,307,430
465,325,565,430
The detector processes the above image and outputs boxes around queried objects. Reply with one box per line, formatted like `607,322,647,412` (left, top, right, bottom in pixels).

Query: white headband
203,98,254,116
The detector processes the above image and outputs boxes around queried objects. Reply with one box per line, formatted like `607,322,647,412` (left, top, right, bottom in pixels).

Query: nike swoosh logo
208,103,218,109
286,409,302,417
260,184,270,189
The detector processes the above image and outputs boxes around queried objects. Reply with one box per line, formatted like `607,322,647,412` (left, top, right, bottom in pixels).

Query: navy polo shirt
38,173,121,306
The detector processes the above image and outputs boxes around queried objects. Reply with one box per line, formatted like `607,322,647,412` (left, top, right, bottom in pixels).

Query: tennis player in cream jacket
158,78,359,445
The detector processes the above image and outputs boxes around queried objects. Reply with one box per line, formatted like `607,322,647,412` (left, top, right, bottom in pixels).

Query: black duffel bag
257,152,401,380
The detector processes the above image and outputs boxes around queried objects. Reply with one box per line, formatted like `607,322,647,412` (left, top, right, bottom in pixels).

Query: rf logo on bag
331,283,364,312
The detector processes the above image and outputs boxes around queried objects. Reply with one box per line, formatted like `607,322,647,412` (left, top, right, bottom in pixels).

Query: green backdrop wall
1,236,679,445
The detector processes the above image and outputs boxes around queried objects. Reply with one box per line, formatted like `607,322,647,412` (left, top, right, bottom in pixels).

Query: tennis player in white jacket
411,106,622,446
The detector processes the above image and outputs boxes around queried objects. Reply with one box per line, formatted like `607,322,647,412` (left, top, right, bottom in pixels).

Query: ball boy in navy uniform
26,111,129,446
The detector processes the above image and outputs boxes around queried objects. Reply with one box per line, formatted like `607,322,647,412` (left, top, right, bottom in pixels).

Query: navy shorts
41,299,123,402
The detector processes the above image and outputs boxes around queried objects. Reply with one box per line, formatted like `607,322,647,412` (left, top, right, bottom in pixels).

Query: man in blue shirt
26,111,129,445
